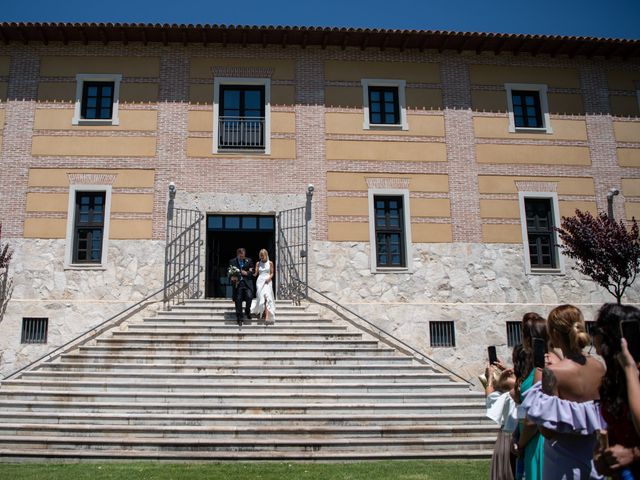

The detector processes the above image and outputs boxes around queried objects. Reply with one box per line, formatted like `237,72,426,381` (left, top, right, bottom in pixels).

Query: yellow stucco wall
325,112,445,136
471,91,583,115
619,149,640,167
187,110,295,133
34,108,158,131
622,178,640,197
37,82,159,103
610,96,640,117
478,176,595,195
32,136,156,157
190,58,295,80
40,56,160,77
482,224,523,243
476,144,590,165
474,117,588,140
189,84,295,106
613,121,640,142
186,137,296,158
608,71,640,91
28,168,155,188
469,65,580,88
327,172,449,192
325,61,440,83
326,140,446,162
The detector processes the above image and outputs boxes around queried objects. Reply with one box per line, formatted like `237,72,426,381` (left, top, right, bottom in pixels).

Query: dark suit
229,257,255,321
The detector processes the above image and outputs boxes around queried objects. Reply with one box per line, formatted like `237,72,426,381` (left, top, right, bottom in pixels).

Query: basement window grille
506,321,522,347
21,317,48,344
429,321,455,347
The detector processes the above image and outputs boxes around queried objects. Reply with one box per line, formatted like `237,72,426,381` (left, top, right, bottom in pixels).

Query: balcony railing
218,116,265,150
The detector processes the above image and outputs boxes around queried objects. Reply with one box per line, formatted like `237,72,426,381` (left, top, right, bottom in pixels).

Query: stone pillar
441,56,482,243
295,51,326,240
580,64,624,220
0,48,39,237
153,48,190,240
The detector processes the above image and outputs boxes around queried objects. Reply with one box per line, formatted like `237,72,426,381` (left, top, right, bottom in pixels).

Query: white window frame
213,77,271,154
505,83,553,134
64,184,112,269
518,191,564,275
361,79,408,131
368,188,413,273
72,74,122,126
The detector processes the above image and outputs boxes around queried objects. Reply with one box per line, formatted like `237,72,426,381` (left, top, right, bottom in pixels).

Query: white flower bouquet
227,265,241,280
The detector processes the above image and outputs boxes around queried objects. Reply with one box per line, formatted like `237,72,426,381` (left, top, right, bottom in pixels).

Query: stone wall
0,238,164,378
310,240,640,385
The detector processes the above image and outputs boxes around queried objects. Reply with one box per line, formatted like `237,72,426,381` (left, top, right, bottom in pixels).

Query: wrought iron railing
276,203,309,304
218,116,265,149
164,206,204,310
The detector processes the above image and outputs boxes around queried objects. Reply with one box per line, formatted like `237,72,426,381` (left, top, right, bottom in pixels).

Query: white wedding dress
250,261,276,323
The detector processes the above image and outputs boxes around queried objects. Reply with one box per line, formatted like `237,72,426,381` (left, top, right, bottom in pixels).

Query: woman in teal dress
514,312,551,480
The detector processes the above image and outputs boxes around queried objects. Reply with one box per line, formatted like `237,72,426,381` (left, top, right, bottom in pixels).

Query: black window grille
507,321,522,347
374,196,405,268
512,90,543,128
81,81,115,120
73,191,106,264
21,317,48,344
368,86,400,125
430,321,456,347
525,198,557,269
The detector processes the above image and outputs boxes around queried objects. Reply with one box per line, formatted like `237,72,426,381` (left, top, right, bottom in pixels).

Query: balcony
218,116,265,151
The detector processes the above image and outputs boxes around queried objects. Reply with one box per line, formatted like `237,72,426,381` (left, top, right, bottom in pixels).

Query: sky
2,0,639,40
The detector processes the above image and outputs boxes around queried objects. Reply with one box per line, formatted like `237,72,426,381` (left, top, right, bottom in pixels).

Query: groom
229,247,255,325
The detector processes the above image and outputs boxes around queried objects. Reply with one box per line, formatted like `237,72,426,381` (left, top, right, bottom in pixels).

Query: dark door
205,214,276,298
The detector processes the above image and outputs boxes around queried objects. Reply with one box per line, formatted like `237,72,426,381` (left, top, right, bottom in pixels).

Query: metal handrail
294,277,473,386
2,277,189,382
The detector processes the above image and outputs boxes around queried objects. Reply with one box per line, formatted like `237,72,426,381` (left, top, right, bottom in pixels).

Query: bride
250,249,276,324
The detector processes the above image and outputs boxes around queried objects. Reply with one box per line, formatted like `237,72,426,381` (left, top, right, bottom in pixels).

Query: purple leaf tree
556,210,640,304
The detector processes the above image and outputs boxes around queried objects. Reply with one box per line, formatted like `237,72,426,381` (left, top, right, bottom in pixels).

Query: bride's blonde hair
259,249,269,262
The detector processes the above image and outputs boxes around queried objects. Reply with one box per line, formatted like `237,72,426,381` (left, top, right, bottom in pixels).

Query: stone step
19,370,444,383
94,338,382,349
0,399,486,415
0,434,496,453
34,362,442,375
80,345,399,356
144,317,333,325
0,411,491,426
0,423,496,440
59,354,415,366
127,324,350,332
110,331,364,340
1,379,460,394
155,310,320,318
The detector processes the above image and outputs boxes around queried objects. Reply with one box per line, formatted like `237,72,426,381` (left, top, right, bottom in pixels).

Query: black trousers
234,283,253,320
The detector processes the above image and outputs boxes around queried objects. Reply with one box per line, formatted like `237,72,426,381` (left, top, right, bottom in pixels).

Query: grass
0,460,490,480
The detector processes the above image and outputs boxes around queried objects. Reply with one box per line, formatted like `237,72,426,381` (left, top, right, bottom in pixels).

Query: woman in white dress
251,249,276,324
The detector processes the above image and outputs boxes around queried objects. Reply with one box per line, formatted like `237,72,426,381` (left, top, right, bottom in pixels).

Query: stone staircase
0,299,497,460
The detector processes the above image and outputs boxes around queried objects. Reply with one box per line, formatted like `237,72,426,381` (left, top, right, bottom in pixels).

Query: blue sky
3,0,639,40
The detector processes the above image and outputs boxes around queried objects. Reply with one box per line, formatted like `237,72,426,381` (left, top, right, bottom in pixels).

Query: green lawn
0,460,490,480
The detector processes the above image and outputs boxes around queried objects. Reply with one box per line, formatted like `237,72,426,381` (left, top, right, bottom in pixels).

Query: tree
556,210,640,304
0,223,13,322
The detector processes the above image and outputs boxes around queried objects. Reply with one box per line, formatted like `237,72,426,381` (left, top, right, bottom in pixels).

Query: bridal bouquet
227,265,241,280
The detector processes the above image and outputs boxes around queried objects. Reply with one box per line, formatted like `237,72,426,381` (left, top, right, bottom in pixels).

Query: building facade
1,23,639,381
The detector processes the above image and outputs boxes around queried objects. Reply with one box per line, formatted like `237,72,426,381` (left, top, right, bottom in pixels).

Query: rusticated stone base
310,241,640,384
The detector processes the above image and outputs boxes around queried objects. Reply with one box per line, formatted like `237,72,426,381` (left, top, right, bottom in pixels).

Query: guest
485,361,518,480
592,304,640,478
619,338,640,436
515,312,548,480
520,305,605,480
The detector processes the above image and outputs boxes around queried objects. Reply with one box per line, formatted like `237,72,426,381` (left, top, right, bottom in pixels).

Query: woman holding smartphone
520,305,605,479
592,304,640,478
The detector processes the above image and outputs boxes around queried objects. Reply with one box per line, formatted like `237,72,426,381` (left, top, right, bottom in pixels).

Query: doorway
205,214,276,298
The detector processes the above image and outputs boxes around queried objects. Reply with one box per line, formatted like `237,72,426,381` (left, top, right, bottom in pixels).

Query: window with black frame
368,86,400,125
374,196,405,268
511,90,543,128
219,85,265,149
525,197,557,269
81,81,115,120
73,191,106,264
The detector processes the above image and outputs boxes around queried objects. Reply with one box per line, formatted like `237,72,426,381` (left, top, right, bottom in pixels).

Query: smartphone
533,338,546,369
620,320,640,363
488,346,498,365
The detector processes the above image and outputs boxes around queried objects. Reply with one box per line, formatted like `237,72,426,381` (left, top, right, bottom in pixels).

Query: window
374,196,406,268
73,192,106,264
72,74,122,126
505,83,552,133
213,77,271,154
430,321,456,347
21,318,48,344
518,192,564,274
506,321,522,347
64,185,112,268
361,79,408,130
